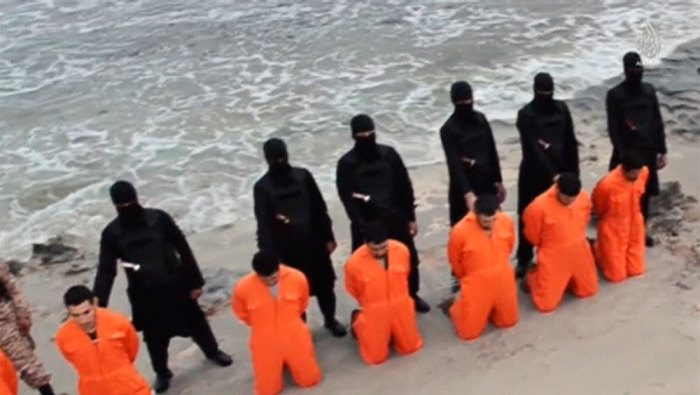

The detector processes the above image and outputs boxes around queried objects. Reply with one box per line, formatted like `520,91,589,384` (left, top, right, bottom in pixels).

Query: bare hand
18,317,31,334
326,241,337,254
465,192,477,212
495,183,507,203
190,288,203,300
408,221,418,237
657,154,668,170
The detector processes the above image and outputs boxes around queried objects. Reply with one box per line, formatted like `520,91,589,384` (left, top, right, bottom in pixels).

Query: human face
476,213,497,231
623,168,641,182
557,192,577,206
367,240,388,259
259,271,279,287
67,300,97,334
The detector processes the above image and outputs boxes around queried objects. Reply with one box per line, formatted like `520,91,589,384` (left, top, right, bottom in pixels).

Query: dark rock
6,260,25,275
64,262,93,276
31,237,82,265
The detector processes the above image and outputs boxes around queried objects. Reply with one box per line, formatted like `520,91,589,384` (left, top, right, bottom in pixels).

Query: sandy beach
6,34,700,395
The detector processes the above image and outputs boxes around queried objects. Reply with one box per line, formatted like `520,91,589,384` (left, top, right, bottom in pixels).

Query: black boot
645,235,655,247
207,350,233,367
38,385,55,395
412,295,431,313
324,318,348,337
515,262,530,280
154,370,173,393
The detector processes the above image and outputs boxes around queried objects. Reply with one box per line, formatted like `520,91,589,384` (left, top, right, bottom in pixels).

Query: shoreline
6,37,700,395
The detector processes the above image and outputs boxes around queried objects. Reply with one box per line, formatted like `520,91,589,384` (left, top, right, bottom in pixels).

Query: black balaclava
350,114,378,159
533,72,556,111
450,81,474,120
623,51,643,87
263,138,291,182
109,180,145,227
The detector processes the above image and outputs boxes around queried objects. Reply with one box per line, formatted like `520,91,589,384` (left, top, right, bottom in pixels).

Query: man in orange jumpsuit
522,173,598,312
232,251,321,395
593,150,649,282
0,349,17,395
54,286,151,395
446,195,518,340
345,222,423,365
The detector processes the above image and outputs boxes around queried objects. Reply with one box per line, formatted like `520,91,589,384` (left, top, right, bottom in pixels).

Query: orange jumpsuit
447,212,518,340
344,240,423,365
524,185,598,312
593,165,649,282
232,265,321,395
54,308,151,395
0,349,17,395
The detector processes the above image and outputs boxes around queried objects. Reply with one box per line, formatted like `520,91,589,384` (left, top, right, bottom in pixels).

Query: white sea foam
1,0,699,258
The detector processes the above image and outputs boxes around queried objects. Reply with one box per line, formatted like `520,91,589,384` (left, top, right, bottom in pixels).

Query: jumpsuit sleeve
94,229,119,307
124,318,140,362
344,260,361,302
522,201,543,247
517,109,557,180
0,262,31,323
161,210,205,290
440,124,472,194
562,103,581,175
485,117,503,183
650,86,667,154
306,169,335,243
606,89,625,152
231,283,250,326
389,147,417,222
592,179,609,218
253,181,275,251
336,157,364,224
446,227,466,279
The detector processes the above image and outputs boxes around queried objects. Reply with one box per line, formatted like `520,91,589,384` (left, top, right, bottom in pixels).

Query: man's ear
93,296,100,306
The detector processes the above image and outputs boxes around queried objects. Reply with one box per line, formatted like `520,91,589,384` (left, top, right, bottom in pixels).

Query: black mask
354,134,378,160
623,51,644,87
116,203,145,227
453,103,475,120
268,160,292,182
533,72,556,111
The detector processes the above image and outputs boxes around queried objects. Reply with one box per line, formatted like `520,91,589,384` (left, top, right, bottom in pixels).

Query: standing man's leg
189,306,232,366
314,281,346,337
515,216,534,279
144,332,172,393
388,218,430,313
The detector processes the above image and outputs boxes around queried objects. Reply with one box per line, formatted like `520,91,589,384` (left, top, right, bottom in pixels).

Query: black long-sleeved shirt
516,100,580,180
440,111,503,194
94,208,204,307
336,144,416,223
253,167,335,251
606,81,666,157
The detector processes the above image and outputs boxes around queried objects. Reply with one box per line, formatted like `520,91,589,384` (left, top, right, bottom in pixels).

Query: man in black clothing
253,138,347,337
515,72,580,279
336,114,430,313
94,181,232,393
440,81,506,226
606,51,667,247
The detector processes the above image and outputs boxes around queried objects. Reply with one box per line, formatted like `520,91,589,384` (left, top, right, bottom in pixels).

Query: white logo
634,19,661,66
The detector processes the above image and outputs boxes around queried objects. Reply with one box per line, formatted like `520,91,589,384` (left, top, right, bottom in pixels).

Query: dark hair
363,221,388,244
63,285,95,307
557,172,582,196
252,250,280,276
474,194,499,216
620,149,645,171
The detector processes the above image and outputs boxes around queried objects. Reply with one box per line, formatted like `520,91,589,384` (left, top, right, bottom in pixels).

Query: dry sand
9,40,700,394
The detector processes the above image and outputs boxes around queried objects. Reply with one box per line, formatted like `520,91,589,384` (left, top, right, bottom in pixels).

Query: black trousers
144,314,219,377
350,219,420,296
313,281,337,324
